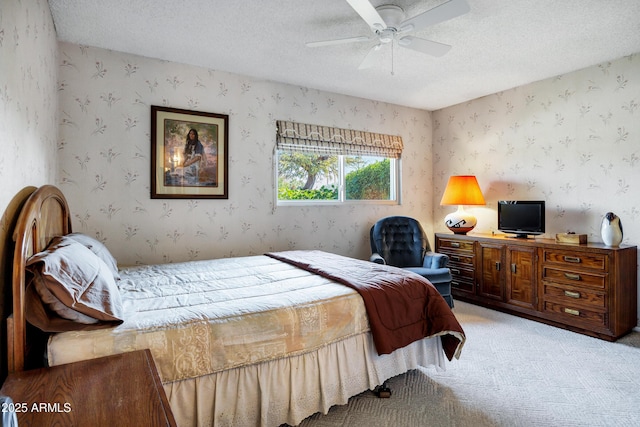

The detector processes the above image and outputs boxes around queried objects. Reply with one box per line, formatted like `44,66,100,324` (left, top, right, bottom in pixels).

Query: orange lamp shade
440,175,485,234
440,175,486,206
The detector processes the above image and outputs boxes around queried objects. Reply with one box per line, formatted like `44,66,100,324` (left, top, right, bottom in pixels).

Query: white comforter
47,255,369,383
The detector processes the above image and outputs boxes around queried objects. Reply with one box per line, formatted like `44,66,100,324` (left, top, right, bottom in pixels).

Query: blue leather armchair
369,216,454,308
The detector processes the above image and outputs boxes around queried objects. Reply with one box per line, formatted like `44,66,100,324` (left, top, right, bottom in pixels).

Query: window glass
277,152,339,201
345,155,393,201
277,151,398,203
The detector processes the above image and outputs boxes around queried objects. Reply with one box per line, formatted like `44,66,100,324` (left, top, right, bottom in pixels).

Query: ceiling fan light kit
306,0,470,70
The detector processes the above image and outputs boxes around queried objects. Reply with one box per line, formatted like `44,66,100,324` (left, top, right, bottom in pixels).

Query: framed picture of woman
151,106,229,199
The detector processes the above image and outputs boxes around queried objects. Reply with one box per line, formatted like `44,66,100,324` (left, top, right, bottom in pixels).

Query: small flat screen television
498,201,545,238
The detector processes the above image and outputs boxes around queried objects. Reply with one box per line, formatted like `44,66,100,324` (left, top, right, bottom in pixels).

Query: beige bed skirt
164,329,445,427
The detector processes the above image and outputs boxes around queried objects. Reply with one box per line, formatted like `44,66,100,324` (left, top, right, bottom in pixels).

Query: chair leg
432,282,454,308
445,295,454,308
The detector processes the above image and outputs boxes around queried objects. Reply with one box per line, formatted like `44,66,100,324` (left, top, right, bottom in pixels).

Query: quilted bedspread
47,254,369,383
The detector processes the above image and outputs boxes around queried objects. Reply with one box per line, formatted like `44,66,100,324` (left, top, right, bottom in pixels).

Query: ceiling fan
306,0,470,70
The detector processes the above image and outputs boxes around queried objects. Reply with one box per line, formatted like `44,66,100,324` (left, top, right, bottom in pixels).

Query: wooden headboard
8,185,72,373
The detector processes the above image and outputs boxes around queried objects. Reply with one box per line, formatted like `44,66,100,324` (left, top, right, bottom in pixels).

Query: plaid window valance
276,120,403,158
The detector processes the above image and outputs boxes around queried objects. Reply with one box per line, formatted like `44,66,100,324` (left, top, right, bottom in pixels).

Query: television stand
435,232,637,341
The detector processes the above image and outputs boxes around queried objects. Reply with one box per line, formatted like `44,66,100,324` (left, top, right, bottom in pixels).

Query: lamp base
444,206,477,235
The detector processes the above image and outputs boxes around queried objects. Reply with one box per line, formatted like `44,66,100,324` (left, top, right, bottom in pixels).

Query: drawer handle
564,290,581,299
563,256,581,263
450,255,461,262
564,273,581,281
450,268,461,275
564,308,580,316
451,281,460,287
495,262,501,271
451,242,460,248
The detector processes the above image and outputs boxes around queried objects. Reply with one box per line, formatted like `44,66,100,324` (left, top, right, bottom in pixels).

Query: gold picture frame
151,106,228,199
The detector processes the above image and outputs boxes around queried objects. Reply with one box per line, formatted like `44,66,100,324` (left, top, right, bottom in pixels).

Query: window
275,121,402,204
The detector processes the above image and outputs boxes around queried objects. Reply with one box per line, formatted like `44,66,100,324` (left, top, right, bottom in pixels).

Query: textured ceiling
48,0,640,110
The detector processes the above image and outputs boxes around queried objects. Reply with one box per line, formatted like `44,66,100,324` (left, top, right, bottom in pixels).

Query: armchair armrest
423,251,449,269
370,253,386,265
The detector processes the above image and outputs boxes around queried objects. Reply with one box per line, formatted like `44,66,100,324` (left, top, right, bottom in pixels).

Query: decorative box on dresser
435,233,638,341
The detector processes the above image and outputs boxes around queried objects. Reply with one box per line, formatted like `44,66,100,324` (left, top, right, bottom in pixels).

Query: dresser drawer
447,252,474,266
542,249,607,271
542,267,607,289
438,238,474,252
543,300,607,329
451,277,474,293
449,265,474,281
542,283,606,309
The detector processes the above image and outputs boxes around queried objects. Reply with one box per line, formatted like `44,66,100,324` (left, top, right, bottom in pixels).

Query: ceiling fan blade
399,0,469,33
346,0,387,31
306,35,370,48
398,36,451,57
358,44,383,69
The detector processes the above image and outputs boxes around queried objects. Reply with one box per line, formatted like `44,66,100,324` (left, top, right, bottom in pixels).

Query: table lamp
440,175,485,234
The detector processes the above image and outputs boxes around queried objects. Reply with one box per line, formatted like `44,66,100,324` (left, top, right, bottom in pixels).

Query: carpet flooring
297,301,640,426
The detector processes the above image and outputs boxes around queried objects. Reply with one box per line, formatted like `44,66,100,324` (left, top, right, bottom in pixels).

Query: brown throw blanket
266,250,465,361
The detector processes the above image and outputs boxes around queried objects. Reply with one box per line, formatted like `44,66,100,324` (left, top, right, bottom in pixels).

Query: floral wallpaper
0,0,58,380
432,53,640,321
0,0,58,210
55,42,434,265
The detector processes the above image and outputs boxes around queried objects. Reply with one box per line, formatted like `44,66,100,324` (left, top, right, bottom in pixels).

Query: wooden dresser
435,233,638,341
0,349,176,426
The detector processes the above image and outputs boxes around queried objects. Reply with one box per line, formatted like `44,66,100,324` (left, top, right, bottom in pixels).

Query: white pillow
26,236,124,327
66,232,120,280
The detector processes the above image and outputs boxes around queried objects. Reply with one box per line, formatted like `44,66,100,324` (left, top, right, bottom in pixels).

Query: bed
7,185,465,426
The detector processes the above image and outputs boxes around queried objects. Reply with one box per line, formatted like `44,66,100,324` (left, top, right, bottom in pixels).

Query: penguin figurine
601,212,623,247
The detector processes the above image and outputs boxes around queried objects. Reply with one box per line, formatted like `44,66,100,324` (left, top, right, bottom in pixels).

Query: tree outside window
277,152,339,200
277,152,397,203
